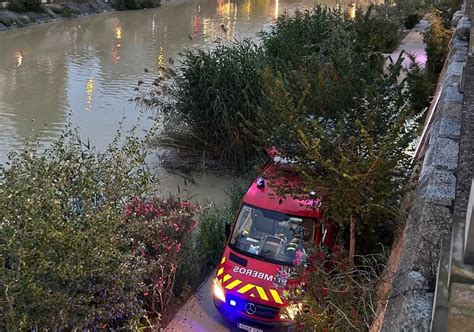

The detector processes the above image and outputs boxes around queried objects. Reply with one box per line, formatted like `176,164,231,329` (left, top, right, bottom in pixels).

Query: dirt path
386,18,430,72
165,274,240,332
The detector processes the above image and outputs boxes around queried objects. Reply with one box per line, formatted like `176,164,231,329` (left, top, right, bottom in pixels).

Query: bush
404,13,421,29
147,7,387,172
435,0,463,27
0,125,200,330
174,235,203,296
423,12,451,74
0,129,155,330
406,57,436,116
115,0,160,11
353,6,402,53
61,7,78,18
261,7,354,68
286,247,384,330
124,196,199,318
7,0,42,13
197,206,230,267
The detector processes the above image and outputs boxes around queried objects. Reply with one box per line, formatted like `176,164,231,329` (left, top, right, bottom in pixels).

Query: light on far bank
15,51,23,67
115,26,122,39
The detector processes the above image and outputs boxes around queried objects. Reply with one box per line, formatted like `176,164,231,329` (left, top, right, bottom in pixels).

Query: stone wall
380,5,470,331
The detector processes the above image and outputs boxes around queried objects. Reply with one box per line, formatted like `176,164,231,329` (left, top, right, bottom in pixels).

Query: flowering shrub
283,247,384,331
0,128,158,330
124,196,199,318
0,126,199,330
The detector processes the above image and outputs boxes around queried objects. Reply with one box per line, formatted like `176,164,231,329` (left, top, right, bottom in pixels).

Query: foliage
147,7,391,171
196,206,230,267
174,235,203,296
175,180,249,295
0,128,156,330
392,0,424,28
156,40,267,171
423,12,452,74
405,57,436,117
124,196,199,318
50,6,77,18
0,124,201,330
434,0,463,28
353,6,402,53
61,7,78,18
404,13,421,29
7,0,42,13
115,0,160,11
263,56,418,258
284,247,384,330
261,7,354,69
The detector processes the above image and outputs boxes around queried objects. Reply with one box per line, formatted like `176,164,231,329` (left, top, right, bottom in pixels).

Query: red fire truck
213,148,336,331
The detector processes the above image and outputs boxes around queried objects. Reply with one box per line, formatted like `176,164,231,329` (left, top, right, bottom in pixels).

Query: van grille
227,295,280,319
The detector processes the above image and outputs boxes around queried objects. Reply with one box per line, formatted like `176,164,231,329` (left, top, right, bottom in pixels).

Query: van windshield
229,204,315,265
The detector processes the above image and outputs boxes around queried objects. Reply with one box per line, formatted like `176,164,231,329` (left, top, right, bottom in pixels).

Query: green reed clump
158,40,267,171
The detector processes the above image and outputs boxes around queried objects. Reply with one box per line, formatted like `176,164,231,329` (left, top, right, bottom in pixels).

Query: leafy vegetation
7,0,42,13
151,6,402,172
157,41,267,171
0,127,201,330
284,247,385,330
115,0,160,11
353,6,402,53
264,56,418,261
423,11,452,74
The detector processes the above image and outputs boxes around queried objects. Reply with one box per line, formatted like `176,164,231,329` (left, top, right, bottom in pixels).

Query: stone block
452,11,464,27
464,180,474,264
419,170,457,206
455,17,471,41
450,49,469,63
452,37,470,50
446,61,465,78
443,61,465,86
436,98,463,120
439,86,464,109
422,136,459,173
432,117,462,140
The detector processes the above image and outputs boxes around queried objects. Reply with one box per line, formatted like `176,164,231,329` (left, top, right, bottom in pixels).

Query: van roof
242,161,322,219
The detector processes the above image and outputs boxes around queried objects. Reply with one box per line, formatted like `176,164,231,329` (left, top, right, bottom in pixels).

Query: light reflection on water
0,0,360,202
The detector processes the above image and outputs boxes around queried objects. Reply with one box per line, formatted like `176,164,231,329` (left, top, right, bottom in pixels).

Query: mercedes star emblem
245,302,257,315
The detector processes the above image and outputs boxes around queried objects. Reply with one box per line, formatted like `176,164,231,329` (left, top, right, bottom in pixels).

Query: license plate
237,322,263,332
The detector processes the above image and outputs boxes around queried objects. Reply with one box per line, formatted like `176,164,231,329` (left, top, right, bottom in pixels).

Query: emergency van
213,148,336,331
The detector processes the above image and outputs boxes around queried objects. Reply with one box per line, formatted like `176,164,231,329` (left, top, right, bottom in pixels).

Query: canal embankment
0,0,115,30
379,3,471,330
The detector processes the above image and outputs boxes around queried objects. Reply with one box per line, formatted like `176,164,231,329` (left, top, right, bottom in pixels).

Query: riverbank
0,0,113,30
0,0,161,31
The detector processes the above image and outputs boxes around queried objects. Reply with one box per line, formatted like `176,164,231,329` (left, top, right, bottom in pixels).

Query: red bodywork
213,149,335,330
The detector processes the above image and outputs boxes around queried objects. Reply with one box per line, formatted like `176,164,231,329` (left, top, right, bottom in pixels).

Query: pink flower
293,250,304,266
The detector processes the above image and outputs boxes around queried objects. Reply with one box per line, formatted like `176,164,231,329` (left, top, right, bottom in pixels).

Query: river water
0,0,357,204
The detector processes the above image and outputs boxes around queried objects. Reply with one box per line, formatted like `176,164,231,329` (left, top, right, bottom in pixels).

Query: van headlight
213,279,226,302
281,303,303,320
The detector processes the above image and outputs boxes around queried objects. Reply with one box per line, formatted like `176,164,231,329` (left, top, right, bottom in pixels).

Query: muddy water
0,0,358,205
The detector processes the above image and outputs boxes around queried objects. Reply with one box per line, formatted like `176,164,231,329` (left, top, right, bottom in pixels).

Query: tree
264,55,419,263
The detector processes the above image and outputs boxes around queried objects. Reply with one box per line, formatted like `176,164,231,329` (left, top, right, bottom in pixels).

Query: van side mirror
225,222,231,239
